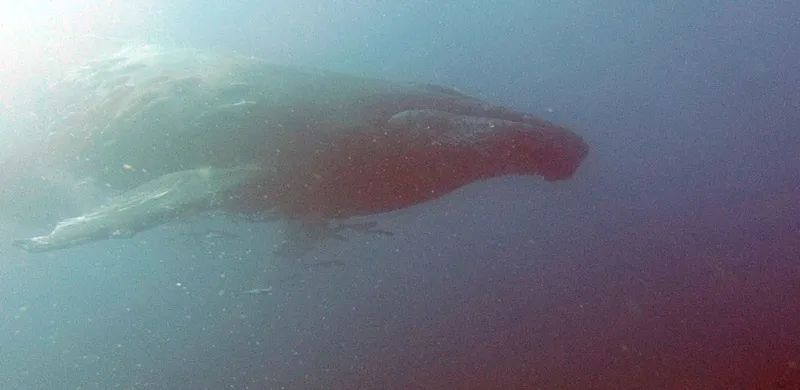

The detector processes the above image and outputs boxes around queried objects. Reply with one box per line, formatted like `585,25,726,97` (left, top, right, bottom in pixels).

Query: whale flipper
13,166,258,253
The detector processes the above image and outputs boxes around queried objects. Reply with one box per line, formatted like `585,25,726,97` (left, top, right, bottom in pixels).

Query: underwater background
1,1,798,389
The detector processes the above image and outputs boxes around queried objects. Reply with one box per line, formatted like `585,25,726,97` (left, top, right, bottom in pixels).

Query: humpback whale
4,45,589,254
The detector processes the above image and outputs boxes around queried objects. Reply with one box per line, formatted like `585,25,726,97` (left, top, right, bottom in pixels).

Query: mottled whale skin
4,45,589,253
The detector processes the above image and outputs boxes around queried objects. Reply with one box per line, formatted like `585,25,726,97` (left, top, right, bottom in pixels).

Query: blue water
1,1,798,389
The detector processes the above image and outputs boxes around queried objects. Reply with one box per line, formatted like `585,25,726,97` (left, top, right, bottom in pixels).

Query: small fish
340,221,394,236
307,260,346,270
203,229,239,239
241,287,273,295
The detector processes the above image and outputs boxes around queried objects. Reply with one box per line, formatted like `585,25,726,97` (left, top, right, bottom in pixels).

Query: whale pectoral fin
12,227,111,254
12,236,52,253
12,166,259,254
